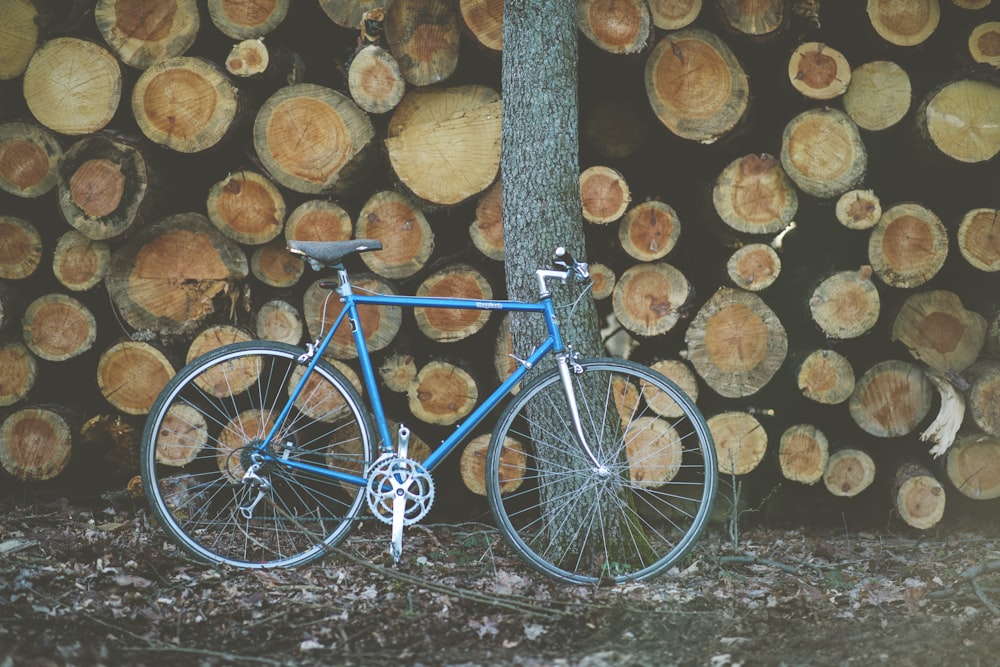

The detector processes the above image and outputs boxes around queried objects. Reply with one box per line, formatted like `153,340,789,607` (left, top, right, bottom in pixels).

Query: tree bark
386,85,502,206
133,56,240,153
22,37,122,135
644,28,749,143
868,202,948,288
849,360,932,438
713,153,798,235
685,287,788,398
94,0,200,69
0,120,62,198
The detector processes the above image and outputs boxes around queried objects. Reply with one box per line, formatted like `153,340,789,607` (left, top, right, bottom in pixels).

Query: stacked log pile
1,0,998,530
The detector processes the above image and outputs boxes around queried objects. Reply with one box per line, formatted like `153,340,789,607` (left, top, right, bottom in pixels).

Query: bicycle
140,239,717,584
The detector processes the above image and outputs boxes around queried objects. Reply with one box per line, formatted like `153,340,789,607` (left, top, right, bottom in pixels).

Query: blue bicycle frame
256,265,569,488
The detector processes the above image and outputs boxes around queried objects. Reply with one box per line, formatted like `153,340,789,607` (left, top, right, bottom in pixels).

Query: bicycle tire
486,358,717,584
140,341,375,568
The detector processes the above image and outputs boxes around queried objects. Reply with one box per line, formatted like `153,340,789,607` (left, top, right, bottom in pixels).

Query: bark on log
385,0,460,86
286,200,353,243
780,108,867,199
355,190,435,279
56,133,151,240
407,359,478,425
580,165,631,224
303,274,401,360
868,203,948,288
716,0,786,38
207,170,286,245
22,294,97,362
53,231,111,292
23,37,121,136
459,0,503,52
808,266,880,340
778,423,829,485
866,0,940,47
824,448,876,497
708,411,768,476
348,45,406,115
945,433,1000,500
318,0,390,29
385,85,501,206
619,201,680,262
0,406,75,481
644,28,749,143
685,288,788,398
0,216,43,280
470,180,504,261
842,60,911,131
713,153,798,235
94,0,200,69
969,21,1000,67
577,0,651,55
132,57,240,153
208,0,289,39
893,462,946,529
460,433,526,496
968,361,1000,438
726,243,780,291
849,360,933,438
612,262,691,337
414,264,493,343
254,298,303,345
254,83,376,195
891,290,986,374
106,213,249,339
957,208,1000,272
0,121,62,198
920,79,1000,163
97,341,175,415
796,349,856,405
835,189,882,230
0,341,37,407
250,241,304,288
787,42,851,100
0,0,39,80
648,0,701,30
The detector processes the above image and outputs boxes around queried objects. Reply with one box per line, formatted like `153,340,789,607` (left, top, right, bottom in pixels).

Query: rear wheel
140,341,375,568
486,358,716,584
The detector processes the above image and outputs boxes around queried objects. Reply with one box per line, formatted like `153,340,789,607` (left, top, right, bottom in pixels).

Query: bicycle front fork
555,352,611,477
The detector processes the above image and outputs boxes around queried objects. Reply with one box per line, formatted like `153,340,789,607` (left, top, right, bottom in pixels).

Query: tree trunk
891,290,986,374
0,406,76,481
713,153,798,235
53,232,111,292
105,212,249,340
824,448,876,498
386,84,502,206
842,60,911,132
0,120,62,198
849,360,933,438
206,170,286,245
385,0,461,86
892,462,946,530
780,108,867,199
133,57,240,153
355,190,434,279
778,423,829,485
577,0,651,55
94,0,200,69
685,287,788,398
808,266,881,339
22,37,122,136
208,0,290,38
644,28,749,143
56,133,152,240
707,411,768,476
868,203,948,288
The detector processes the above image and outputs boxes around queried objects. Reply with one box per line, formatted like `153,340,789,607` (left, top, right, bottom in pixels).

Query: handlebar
535,246,590,295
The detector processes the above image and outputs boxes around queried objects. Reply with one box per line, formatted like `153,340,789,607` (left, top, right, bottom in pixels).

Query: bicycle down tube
257,274,569,487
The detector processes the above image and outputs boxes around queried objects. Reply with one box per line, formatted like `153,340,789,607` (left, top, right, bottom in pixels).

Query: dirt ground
2,494,1000,667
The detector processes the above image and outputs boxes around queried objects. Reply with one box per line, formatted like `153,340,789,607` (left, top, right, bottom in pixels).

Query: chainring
365,456,435,526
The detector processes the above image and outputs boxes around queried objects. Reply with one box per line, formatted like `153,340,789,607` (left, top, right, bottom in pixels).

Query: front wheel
140,341,376,568
486,358,717,584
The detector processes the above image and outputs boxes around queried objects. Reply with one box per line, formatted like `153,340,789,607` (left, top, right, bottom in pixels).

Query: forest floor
2,494,1000,667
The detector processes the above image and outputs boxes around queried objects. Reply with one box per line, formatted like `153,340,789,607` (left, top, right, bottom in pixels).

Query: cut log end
581,166,631,224
823,449,876,497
